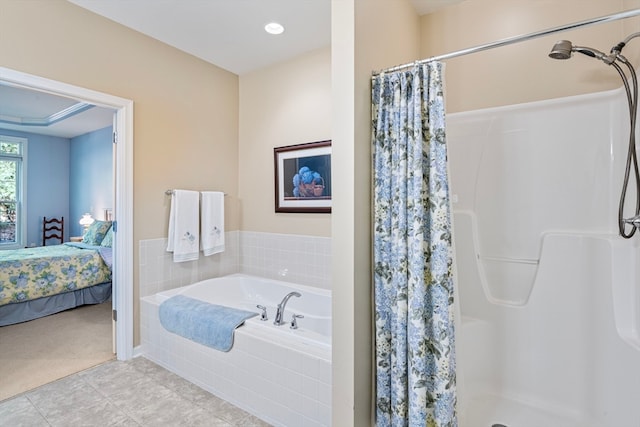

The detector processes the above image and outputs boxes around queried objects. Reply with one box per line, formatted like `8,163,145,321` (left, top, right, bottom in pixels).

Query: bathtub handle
290,314,304,329
256,305,268,321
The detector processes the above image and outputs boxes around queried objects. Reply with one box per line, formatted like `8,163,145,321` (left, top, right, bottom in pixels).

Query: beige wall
420,0,640,112
624,0,640,43
0,0,240,237
332,0,420,424
0,0,239,344
238,48,331,236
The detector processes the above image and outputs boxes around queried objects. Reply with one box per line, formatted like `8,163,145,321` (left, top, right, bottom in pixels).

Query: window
0,135,26,249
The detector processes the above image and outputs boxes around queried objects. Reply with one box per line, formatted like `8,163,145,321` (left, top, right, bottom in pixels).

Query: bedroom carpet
0,301,114,402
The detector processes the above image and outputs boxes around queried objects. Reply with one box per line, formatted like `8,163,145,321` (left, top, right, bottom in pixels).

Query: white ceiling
68,0,331,76
1,0,463,138
67,0,464,75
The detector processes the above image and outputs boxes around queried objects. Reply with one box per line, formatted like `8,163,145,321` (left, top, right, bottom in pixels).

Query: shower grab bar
478,255,539,265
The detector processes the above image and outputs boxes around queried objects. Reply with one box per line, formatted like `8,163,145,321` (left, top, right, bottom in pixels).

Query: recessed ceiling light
264,22,285,35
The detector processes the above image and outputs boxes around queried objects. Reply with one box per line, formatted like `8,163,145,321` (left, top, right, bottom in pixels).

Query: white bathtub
140,273,332,427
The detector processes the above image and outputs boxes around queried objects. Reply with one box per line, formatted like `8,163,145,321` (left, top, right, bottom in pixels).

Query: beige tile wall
139,231,331,298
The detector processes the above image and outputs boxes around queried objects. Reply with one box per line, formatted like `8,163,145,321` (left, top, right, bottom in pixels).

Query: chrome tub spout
274,291,301,325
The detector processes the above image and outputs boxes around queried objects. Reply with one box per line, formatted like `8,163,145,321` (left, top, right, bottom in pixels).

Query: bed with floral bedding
0,220,113,326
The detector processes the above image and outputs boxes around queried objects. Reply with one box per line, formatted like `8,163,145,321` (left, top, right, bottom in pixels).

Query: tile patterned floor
0,357,272,427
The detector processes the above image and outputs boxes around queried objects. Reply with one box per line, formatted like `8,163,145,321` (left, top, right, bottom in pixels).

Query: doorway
0,66,134,361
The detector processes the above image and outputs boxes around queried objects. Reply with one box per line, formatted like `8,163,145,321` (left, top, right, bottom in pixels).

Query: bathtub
140,273,332,427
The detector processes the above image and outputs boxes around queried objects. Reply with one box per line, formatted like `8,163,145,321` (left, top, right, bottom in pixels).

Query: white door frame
0,67,134,360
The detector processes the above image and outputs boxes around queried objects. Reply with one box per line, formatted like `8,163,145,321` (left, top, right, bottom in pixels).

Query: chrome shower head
549,40,614,64
549,40,573,60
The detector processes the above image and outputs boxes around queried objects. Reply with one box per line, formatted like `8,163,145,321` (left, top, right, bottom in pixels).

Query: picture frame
274,140,332,213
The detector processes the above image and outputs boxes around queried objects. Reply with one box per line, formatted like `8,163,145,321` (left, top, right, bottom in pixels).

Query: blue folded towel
159,295,257,352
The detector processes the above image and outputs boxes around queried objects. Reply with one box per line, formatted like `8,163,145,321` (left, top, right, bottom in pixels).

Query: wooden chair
42,216,64,246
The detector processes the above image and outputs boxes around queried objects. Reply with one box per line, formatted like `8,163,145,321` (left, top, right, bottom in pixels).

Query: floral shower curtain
371,62,457,427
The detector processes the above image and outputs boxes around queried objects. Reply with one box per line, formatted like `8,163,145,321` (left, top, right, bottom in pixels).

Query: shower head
549,40,615,64
548,40,573,60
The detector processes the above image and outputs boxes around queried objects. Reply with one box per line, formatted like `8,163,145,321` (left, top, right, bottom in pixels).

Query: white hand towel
167,190,200,262
200,191,225,256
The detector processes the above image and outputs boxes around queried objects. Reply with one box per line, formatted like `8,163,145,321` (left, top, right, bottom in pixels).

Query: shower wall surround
448,89,626,306
139,231,331,298
448,86,640,426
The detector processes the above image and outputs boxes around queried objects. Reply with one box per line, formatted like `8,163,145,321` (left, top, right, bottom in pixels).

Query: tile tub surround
139,231,331,298
0,357,270,427
239,231,331,290
141,294,331,427
139,231,240,298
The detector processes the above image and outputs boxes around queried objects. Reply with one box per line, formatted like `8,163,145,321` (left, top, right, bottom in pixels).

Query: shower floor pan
461,392,595,427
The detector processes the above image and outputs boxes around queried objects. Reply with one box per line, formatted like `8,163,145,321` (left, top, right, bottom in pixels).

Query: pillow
82,220,112,246
100,226,114,247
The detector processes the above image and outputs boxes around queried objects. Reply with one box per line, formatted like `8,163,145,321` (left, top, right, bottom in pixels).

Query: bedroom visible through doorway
0,67,134,372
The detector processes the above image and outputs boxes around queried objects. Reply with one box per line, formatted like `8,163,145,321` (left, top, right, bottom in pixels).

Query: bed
0,222,113,326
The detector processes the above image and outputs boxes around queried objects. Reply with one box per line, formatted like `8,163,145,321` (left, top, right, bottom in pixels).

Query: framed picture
274,140,332,213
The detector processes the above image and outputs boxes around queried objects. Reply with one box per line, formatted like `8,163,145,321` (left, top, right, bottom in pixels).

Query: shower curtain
371,62,457,427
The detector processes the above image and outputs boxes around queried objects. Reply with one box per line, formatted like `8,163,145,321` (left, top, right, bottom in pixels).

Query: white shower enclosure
448,87,640,426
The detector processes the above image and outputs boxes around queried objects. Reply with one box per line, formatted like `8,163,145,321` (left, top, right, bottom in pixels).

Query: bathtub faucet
274,291,301,326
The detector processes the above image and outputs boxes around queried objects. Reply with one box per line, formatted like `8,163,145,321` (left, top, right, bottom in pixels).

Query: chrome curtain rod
374,8,640,75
